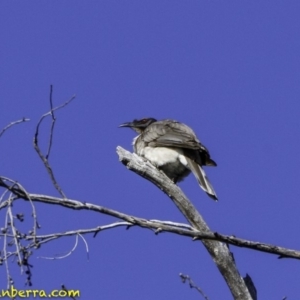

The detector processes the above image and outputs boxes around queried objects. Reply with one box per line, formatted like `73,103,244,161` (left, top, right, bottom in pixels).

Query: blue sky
1,1,300,299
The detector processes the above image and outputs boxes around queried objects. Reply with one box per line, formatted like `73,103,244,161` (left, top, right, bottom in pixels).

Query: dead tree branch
0,118,30,138
0,177,300,260
33,86,75,199
116,146,252,300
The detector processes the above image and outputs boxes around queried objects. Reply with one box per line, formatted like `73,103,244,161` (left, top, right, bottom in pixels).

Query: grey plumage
119,118,218,200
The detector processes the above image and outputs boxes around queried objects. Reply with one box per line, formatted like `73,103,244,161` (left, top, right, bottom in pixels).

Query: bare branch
1,177,38,242
33,86,75,198
46,84,55,159
3,207,13,289
39,234,79,260
78,233,89,261
1,176,299,260
116,146,252,299
0,118,30,139
7,195,24,274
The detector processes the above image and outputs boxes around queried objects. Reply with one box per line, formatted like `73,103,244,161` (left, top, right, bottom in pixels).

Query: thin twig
0,118,30,139
39,234,79,260
1,177,38,243
78,233,89,261
46,85,55,159
7,195,24,274
33,85,75,198
0,188,10,206
0,222,134,260
3,210,10,289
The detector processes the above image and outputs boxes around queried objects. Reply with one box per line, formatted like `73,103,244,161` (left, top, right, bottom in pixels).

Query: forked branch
33,85,75,198
117,146,253,300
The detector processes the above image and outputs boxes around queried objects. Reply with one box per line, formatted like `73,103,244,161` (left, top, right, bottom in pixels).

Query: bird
119,118,218,200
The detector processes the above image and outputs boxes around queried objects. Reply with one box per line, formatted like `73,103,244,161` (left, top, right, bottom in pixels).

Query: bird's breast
141,147,181,166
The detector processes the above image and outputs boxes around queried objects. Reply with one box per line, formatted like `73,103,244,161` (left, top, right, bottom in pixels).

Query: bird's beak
118,122,133,128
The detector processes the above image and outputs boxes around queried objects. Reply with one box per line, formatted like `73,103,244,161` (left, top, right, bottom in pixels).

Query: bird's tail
187,159,218,201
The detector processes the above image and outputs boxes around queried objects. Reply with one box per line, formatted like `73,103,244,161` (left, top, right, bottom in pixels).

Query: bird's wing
141,120,217,166
142,120,200,149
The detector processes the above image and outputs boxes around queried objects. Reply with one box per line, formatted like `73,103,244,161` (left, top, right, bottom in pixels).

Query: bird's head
119,118,157,133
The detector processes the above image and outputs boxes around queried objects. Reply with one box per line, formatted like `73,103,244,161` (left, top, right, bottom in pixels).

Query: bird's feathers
186,157,218,200
142,120,200,149
140,120,216,167
120,118,218,201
